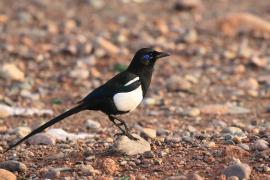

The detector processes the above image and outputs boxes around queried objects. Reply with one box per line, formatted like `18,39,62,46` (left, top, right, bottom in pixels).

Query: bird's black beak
154,51,170,59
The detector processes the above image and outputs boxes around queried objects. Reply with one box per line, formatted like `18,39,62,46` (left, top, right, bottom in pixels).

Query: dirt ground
0,0,270,179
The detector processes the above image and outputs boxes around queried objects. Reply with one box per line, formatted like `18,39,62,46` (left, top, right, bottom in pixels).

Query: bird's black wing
79,71,138,103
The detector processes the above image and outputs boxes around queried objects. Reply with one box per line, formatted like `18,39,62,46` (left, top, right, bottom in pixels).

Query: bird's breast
113,85,143,112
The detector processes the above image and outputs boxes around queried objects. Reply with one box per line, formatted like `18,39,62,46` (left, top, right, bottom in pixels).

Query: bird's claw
125,133,139,141
113,132,139,141
114,132,125,138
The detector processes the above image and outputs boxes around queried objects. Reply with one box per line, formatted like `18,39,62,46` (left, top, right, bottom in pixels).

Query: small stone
223,162,251,179
185,108,200,117
85,119,101,130
155,20,169,34
143,98,158,105
141,128,156,139
0,63,25,81
174,0,203,11
227,176,239,180
99,158,118,175
0,126,7,133
180,29,198,44
239,78,259,90
13,126,31,138
113,134,151,155
187,173,204,180
238,144,250,151
0,169,16,180
43,169,60,179
70,69,89,79
204,141,216,148
166,75,192,92
250,56,268,68
253,139,269,151
166,175,187,180
222,127,243,135
119,161,127,166
77,164,100,176
46,128,94,141
227,105,250,114
0,104,11,118
97,37,119,55
143,151,155,158
200,104,228,115
27,133,56,145
0,161,27,172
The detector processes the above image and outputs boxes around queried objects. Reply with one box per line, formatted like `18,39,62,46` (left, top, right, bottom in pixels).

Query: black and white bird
4,48,169,152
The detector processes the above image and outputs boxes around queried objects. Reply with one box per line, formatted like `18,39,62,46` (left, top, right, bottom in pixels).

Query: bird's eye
143,54,151,61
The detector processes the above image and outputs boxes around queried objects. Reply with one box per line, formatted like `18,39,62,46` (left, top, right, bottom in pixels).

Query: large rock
0,169,16,180
113,134,151,155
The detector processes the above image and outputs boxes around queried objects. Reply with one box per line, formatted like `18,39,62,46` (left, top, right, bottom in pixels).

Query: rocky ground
0,0,270,179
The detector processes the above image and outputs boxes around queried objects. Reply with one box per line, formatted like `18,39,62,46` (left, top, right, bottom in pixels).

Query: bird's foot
113,132,125,138
113,132,139,141
125,132,139,141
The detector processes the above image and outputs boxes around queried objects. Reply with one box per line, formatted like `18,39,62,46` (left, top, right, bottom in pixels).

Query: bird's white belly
113,85,143,112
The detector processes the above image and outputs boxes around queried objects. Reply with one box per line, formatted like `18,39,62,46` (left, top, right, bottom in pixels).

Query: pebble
174,0,203,11
222,127,243,136
141,128,157,139
227,105,251,114
113,134,151,155
143,151,155,158
166,75,192,92
166,175,187,180
200,104,228,115
0,104,12,118
77,164,100,176
27,133,56,145
46,128,95,141
43,169,61,179
97,37,119,55
238,144,250,151
143,98,158,106
70,69,89,79
0,161,27,172
85,119,101,130
239,78,259,90
253,139,269,151
203,141,216,148
180,29,198,44
13,126,31,137
250,56,268,68
223,162,251,179
0,169,16,180
184,108,200,117
0,63,25,81
99,158,118,175
187,173,204,180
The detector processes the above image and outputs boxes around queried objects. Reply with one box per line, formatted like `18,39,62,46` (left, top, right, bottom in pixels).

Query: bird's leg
108,115,138,141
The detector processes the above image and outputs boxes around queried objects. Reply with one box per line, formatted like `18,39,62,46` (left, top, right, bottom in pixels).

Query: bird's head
127,48,170,72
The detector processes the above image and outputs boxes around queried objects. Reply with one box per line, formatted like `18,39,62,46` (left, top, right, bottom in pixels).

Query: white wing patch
124,77,139,86
113,85,143,112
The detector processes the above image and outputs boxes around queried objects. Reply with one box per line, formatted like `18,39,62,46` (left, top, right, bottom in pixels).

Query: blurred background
0,0,270,179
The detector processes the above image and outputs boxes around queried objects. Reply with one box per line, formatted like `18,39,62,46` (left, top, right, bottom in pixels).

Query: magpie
4,48,169,152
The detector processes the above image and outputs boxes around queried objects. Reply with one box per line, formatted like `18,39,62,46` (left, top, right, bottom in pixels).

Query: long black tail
4,103,87,153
